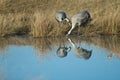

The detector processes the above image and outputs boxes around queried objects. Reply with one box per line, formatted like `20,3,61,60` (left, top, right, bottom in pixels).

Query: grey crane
68,38,92,60
67,10,91,36
55,11,70,23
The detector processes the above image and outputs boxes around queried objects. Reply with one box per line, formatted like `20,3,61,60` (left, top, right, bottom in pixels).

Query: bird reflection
56,37,92,60
68,38,92,60
56,38,71,58
56,46,71,58
107,53,113,59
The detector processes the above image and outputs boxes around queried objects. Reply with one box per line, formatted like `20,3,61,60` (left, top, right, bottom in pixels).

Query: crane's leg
78,23,81,36
78,26,80,36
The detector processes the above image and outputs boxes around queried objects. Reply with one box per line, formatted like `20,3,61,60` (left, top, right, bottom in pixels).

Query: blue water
0,40,120,80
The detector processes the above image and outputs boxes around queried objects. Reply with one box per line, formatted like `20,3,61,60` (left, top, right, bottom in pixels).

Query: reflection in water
32,38,52,58
0,36,120,80
0,38,8,54
68,38,92,60
56,38,71,58
56,46,71,58
90,36,120,58
0,35,120,59
107,52,113,59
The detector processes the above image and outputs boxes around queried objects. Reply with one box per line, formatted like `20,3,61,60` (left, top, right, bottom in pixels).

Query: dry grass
0,0,120,37
0,13,31,36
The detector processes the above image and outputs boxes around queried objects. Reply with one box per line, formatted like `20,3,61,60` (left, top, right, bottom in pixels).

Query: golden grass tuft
31,11,51,37
0,13,31,36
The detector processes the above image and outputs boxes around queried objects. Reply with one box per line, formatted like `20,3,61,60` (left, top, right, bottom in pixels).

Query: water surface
0,36,120,80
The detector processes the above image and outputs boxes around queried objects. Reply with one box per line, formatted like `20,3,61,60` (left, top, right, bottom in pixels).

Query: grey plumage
67,10,91,35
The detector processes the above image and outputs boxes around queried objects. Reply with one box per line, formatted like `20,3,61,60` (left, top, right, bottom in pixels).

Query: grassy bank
0,0,120,37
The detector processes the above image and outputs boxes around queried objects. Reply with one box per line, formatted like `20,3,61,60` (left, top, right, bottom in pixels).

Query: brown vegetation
0,0,120,37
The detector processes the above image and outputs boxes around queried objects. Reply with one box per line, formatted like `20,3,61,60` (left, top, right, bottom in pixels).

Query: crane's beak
65,18,70,23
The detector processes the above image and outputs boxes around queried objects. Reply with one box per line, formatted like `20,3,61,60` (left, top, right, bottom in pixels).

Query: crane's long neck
68,38,76,48
67,23,75,35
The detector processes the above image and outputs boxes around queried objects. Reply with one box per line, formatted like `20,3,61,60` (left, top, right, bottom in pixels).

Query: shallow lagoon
0,36,120,80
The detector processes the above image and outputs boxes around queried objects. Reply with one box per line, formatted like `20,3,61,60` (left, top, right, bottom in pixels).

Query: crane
55,11,70,23
67,10,91,36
